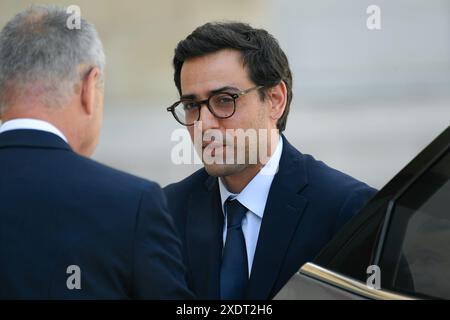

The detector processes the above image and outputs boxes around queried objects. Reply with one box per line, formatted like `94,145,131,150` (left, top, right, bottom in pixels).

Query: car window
379,150,450,299
323,206,385,282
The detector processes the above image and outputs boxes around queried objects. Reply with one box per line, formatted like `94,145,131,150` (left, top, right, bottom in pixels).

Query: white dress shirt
0,118,68,142
218,137,283,277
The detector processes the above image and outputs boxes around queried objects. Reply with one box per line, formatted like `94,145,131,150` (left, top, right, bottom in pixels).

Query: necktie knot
225,198,247,229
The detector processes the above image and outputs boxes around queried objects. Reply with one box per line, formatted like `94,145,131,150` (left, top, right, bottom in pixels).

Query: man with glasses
165,22,377,300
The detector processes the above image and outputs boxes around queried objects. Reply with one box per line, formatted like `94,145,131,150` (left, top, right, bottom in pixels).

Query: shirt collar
218,136,283,219
0,118,68,143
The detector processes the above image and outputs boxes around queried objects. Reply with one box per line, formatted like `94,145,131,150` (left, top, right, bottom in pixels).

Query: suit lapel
246,136,309,299
186,176,223,299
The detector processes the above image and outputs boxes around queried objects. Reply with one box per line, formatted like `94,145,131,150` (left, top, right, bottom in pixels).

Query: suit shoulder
69,153,161,194
163,168,209,226
296,152,377,234
164,167,209,197
302,153,376,194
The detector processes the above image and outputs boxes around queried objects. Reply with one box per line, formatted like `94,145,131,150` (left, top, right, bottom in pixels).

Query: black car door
275,126,449,300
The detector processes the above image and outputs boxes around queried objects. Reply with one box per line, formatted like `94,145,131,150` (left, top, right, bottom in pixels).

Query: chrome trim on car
300,263,417,300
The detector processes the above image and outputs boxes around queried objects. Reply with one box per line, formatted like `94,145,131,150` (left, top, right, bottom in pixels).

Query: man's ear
267,81,287,122
80,67,101,116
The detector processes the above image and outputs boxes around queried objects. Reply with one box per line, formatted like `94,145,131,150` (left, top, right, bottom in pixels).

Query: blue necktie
220,198,248,300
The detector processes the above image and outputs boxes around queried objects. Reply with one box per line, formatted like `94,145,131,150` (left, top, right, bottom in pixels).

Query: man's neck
222,164,263,194
1,110,77,153
0,118,68,142
221,134,281,194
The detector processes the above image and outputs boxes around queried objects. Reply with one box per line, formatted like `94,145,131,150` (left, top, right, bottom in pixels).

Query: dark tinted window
380,150,450,299
325,207,385,282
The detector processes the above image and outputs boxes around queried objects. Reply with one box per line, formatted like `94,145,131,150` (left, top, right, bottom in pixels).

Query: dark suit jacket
0,129,192,299
164,136,377,299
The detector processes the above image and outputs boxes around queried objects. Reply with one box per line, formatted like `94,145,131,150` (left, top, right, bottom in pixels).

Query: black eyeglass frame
166,85,264,126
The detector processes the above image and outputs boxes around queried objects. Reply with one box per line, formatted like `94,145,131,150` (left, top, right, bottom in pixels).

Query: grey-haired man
0,6,191,299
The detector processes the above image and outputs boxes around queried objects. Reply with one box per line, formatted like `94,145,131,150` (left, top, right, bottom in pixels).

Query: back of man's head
0,5,106,156
0,5,105,112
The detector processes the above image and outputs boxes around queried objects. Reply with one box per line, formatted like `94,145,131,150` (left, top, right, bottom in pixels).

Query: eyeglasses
167,85,264,126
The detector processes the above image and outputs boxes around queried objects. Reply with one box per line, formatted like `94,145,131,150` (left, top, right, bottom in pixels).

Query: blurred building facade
0,0,449,188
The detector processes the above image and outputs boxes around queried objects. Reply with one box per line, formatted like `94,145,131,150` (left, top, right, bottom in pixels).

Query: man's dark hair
173,22,293,132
